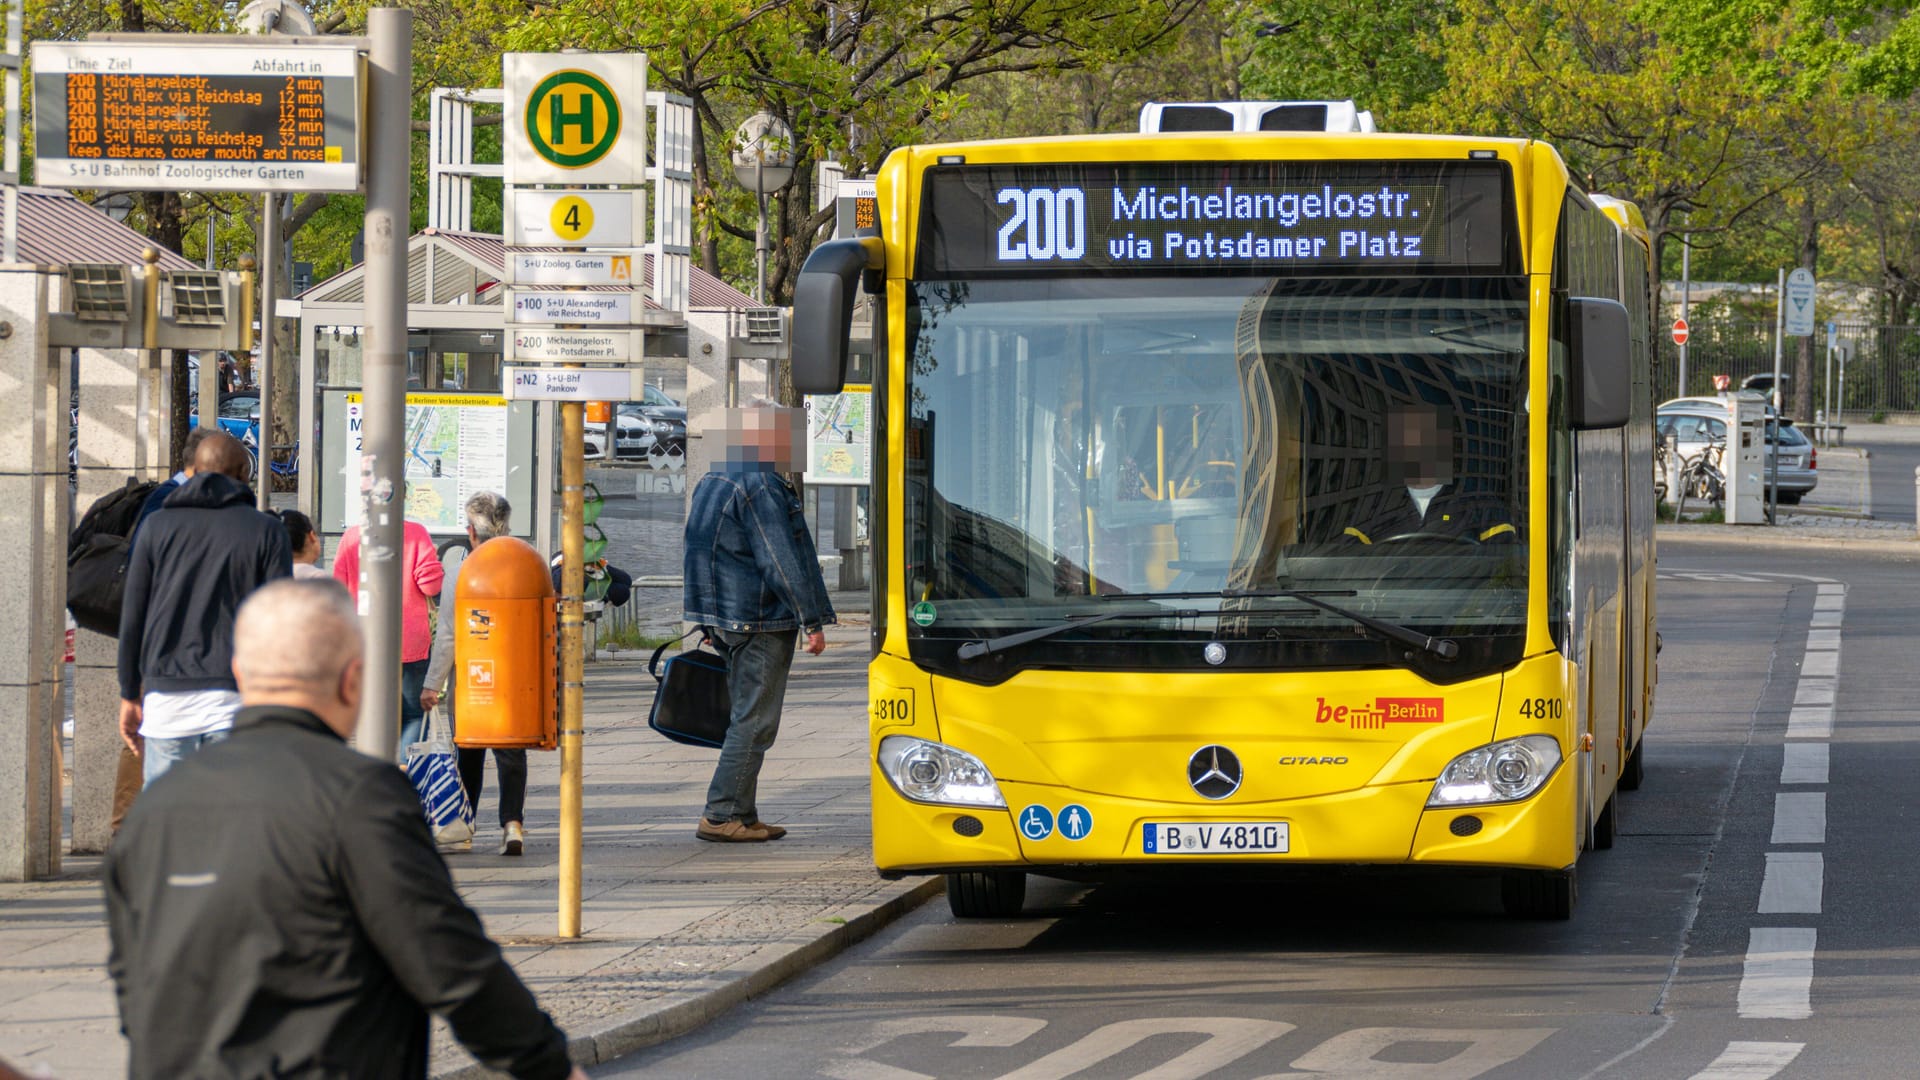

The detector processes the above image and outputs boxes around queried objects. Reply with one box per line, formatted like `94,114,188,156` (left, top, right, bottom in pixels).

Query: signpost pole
1770,268,1785,525
558,392,584,938
1678,218,1691,397
353,7,412,761
256,191,277,511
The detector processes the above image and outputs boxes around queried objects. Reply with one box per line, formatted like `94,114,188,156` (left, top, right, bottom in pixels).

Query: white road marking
1813,594,1845,612
1770,793,1827,844
1792,680,1834,706
1804,628,1840,650
1780,743,1829,785
1785,706,1833,739
1800,651,1838,678
1758,852,1824,913
1738,928,1817,1019
1687,1041,1806,1079
1816,583,1845,596
1810,609,1842,628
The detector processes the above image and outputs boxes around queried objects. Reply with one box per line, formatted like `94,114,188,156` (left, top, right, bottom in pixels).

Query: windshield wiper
1113,588,1460,661
955,607,1201,662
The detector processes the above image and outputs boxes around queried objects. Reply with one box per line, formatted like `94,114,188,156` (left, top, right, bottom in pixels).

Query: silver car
1656,406,1817,503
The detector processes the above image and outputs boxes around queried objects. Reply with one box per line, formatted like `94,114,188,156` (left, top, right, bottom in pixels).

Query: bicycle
243,431,299,492
1674,436,1725,519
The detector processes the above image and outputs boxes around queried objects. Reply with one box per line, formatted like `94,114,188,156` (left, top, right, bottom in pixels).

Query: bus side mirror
1569,297,1630,430
792,237,883,395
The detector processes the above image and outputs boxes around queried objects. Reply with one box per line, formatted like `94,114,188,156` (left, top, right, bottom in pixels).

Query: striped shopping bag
404,707,474,847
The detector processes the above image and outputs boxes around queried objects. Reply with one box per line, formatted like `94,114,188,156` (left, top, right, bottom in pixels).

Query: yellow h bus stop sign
503,53,646,186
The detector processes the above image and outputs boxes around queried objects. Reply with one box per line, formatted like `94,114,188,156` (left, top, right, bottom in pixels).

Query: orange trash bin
452,536,557,750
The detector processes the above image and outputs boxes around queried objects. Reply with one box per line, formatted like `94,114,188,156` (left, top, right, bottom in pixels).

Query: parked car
614,385,686,460
1656,404,1816,503
185,391,261,443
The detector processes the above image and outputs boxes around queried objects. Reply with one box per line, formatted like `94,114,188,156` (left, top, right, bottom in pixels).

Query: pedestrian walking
104,579,583,1079
117,432,291,786
682,402,835,843
128,425,212,545
278,509,330,580
420,492,528,856
333,497,445,753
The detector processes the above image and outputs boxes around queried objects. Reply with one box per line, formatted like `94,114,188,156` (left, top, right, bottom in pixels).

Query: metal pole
754,186,768,303
1770,268,1784,524
3,0,20,265
352,7,412,760
256,192,277,511
1678,216,1690,397
1824,338,1834,444
558,396,585,937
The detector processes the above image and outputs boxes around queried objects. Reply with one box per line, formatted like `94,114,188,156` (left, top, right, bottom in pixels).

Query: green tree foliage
1239,0,1448,120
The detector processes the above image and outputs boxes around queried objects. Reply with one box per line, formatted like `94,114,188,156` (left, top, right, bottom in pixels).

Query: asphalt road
593,537,1920,1079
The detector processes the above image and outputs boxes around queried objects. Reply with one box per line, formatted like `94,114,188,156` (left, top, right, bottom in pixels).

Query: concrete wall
0,268,70,881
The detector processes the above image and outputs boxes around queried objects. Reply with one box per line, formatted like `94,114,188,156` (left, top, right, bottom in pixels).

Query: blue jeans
398,658,429,760
143,730,230,788
703,627,798,824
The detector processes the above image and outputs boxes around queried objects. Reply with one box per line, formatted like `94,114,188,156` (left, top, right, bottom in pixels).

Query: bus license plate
1142,822,1289,854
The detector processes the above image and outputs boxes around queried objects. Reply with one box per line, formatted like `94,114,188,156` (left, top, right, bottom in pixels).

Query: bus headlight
877,735,1006,808
1426,735,1562,807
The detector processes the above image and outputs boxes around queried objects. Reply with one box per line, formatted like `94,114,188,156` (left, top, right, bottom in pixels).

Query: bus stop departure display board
915,161,1517,278
33,41,364,193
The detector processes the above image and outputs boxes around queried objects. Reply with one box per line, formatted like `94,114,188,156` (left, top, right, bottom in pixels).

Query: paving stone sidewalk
0,615,935,1078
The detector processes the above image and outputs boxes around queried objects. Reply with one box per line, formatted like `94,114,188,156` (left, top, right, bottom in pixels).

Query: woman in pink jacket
333,516,445,756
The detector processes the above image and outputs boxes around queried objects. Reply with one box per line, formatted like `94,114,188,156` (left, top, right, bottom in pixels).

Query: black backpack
67,477,159,637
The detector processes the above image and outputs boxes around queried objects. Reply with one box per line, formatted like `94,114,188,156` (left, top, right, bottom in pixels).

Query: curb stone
433,876,944,1077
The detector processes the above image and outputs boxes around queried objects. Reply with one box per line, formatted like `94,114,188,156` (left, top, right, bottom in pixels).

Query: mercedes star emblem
1188,745,1243,800
1203,641,1228,666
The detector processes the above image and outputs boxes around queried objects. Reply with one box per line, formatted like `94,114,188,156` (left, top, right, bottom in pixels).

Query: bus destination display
917,162,1514,277
32,42,363,193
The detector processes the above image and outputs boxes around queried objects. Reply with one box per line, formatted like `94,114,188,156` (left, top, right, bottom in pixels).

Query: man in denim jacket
683,403,835,842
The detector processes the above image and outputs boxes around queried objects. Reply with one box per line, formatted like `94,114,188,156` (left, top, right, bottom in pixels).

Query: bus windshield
903,273,1530,679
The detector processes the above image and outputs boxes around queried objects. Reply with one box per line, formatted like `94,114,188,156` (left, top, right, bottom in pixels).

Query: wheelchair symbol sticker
1059,804,1092,841
1018,804,1054,841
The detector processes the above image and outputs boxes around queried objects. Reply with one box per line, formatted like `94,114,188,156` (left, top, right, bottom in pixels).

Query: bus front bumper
870,759,1577,876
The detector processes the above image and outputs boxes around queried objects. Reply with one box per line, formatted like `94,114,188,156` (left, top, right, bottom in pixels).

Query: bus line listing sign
32,41,364,193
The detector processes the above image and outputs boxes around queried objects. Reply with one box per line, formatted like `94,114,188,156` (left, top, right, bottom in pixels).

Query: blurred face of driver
1386,406,1453,487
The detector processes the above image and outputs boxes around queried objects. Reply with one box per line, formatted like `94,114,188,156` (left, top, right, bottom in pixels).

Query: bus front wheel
947,871,1027,918
1501,868,1576,920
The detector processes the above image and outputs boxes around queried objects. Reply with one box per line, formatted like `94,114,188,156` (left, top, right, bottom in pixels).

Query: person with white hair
103,579,582,1079
420,490,528,855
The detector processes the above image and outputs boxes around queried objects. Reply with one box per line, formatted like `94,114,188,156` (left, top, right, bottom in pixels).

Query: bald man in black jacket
104,579,582,1080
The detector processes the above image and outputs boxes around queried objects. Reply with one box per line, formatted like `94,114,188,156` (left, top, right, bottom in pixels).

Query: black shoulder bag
647,629,733,749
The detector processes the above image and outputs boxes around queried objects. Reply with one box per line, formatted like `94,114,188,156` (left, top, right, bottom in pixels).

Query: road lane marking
1812,594,1845,612
1769,793,1826,844
1792,680,1834,706
1800,650,1838,678
1688,1041,1806,1079
1738,928,1817,1019
1758,852,1824,913
1804,628,1840,650
1785,706,1833,739
1816,583,1845,595
1780,743,1829,785
1809,609,1842,628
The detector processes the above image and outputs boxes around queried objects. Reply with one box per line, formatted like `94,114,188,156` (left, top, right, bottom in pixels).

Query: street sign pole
1771,268,1784,524
353,7,411,761
503,50,648,940
1678,218,1691,396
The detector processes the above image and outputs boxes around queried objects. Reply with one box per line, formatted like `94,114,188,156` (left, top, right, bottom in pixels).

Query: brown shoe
750,821,788,840
697,817,773,843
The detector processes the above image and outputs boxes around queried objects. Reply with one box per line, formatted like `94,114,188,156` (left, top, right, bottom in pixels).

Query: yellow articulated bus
792,124,1656,920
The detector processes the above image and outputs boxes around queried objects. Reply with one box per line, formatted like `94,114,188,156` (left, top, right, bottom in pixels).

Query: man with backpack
117,432,291,785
